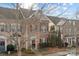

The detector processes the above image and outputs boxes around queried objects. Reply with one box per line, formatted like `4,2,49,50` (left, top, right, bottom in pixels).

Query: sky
0,3,79,19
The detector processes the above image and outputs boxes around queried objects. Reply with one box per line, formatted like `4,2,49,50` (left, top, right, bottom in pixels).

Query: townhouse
0,7,49,51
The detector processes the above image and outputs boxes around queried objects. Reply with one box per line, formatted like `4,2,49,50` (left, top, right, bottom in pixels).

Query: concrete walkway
45,48,76,56
45,51,69,56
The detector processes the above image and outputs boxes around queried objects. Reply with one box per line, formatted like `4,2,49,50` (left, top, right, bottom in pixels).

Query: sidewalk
38,47,68,55
46,51,69,56
45,48,76,56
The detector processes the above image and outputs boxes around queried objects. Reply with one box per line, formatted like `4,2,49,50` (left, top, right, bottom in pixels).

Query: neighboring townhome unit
0,7,49,51
59,20,79,47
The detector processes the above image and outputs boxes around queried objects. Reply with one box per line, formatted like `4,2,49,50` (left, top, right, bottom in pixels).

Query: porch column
35,39,38,50
25,25,29,49
25,39,28,49
25,34,29,49
71,38,73,47
66,37,70,47
67,38,69,43
5,39,7,51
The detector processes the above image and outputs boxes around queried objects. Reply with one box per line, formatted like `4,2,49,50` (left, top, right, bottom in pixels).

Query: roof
47,16,66,25
0,7,35,19
0,7,16,19
0,7,78,23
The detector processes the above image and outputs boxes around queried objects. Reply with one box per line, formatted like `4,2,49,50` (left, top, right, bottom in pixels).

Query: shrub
21,48,26,52
72,45,76,48
39,42,48,48
25,49,35,54
7,44,16,51
21,48,35,54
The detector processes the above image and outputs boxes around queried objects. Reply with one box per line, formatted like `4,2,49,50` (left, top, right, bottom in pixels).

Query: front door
0,40,5,51
32,40,35,49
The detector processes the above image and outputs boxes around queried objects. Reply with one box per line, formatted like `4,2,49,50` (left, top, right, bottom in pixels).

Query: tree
7,44,16,51
9,3,69,55
47,26,58,47
10,3,37,55
47,26,63,48
57,27,63,48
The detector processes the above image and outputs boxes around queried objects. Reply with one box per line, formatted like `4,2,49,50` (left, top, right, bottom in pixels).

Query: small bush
21,48,35,54
39,42,48,48
7,44,16,51
25,49,35,54
72,45,76,48
21,48,26,52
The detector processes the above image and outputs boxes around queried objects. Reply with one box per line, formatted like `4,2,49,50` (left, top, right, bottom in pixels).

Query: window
73,21,75,26
40,39,42,43
42,38,46,43
69,28,71,33
35,25,38,31
41,25,47,33
30,24,37,32
32,25,35,32
6,24,11,32
11,24,16,32
0,23,8,32
5,24,7,32
30,25,32,32
0,24,5,32
0,41,5,46
69,20,72,24
69,28,71,35
17,24,21,32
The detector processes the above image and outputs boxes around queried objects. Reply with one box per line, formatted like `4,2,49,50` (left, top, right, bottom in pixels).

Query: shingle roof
47,16,63,25
0,7,17,19
47,16,76,25
0,7,35,19
0,7,77,23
